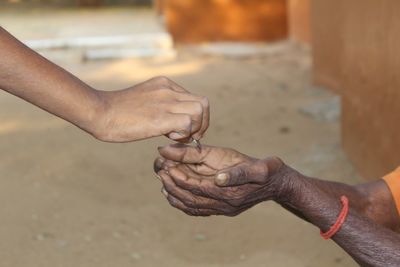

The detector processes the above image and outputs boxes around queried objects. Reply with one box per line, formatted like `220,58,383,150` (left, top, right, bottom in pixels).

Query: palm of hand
156,145,271,211
178,146,255,178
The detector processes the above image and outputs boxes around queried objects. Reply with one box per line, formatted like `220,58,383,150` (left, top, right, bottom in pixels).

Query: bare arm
154,144,400,266
278,168,400,266
0,27,100,134
278,174,400,231
0,27,209,142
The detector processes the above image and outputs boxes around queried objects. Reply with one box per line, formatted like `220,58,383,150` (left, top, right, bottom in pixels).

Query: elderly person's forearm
278,169,400,266
155,144,400,265
276,166,400,231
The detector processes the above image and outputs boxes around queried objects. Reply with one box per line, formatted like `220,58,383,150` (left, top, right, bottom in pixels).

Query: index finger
170,82,189,93
169,89,210,141
192,96,209,140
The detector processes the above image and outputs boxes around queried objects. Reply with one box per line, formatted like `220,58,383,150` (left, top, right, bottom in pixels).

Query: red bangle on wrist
320,195,349,240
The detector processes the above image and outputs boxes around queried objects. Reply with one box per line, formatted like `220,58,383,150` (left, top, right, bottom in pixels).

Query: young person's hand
0,28,208,143
93,76,209,142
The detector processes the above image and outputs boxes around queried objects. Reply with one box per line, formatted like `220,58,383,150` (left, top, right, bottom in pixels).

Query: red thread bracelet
320,195,349,240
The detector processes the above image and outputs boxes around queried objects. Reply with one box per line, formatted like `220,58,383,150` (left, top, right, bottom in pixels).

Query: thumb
215,161,268,187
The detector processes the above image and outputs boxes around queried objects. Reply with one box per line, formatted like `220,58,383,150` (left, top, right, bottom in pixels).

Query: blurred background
1,0,399,266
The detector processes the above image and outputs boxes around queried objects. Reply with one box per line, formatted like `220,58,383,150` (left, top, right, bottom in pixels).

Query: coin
193,139,202,152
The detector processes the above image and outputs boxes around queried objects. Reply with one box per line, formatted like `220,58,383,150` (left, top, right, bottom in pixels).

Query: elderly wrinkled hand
153,144,285,216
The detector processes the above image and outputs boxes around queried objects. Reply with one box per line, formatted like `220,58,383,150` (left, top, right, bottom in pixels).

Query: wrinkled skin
154,144,284,216
154,145,400,266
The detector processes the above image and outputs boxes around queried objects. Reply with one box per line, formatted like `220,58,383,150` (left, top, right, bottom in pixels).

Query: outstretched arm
0,27,100,134
0,27,209,142
154,144,400,266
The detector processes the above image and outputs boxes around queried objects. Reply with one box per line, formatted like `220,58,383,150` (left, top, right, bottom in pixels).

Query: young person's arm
0,27,209,142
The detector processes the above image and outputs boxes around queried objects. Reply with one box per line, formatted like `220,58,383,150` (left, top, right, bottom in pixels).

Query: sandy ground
0,7,361,267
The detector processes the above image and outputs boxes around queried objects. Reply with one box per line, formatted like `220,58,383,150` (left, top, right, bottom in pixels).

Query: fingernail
155,158,165,167
216,173,228,186
155,174,161,181
161,188,168,197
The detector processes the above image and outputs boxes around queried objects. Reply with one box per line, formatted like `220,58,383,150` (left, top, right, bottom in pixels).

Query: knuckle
152,75,170,84
191,209,201,216
190,102,203,115
92,131,112,142
229,168,246,185
153,157,165,172
227,198,244,207
201,96,210,108
226,210,242,217
216,204,234,214
164,185,174,195
242,167,251,180
180,115,192,129
156,87,173,96
200,186,217,198
182,197,197,208
167,197,178,208
185,208,200,216
183,210,195,216
253,174,267,184
189,187,204,197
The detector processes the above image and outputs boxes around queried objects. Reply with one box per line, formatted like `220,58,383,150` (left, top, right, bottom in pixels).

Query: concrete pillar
312,0,400,179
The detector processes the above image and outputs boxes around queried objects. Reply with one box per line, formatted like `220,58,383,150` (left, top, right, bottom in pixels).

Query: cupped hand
92,76,209,142
153,144,285,216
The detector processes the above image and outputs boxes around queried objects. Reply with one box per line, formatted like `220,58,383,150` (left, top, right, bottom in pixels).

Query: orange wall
311,0,346,93
288,0,311,44
312,0,400,179
163,0,288,44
